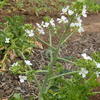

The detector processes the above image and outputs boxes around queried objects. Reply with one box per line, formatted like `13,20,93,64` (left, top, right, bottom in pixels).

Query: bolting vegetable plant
7,1,100,100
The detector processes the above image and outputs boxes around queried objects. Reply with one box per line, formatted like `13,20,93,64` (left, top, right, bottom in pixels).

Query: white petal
20,79,24,83
96,63,100,68
25,60,32,65
19,75,22,79
68,10,74,15
81,53,92,60
82,73,86,78
84,70,88,74
81,68,85,71
79,71,82,75
23,76,27,80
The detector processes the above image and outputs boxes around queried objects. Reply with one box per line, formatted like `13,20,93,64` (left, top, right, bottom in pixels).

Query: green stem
49,71,79,81
57,57,75,64
90,92,100,95
17,49,41,92
39,13,76,99
35,70,48,73
44,29,53,94
17,49,26,60
33,73,41,91
45,81,52,93
49,29,53,61
61,29,77,45
35,35,55,50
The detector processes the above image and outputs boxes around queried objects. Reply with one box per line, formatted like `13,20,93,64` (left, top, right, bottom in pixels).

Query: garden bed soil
1,0,100,100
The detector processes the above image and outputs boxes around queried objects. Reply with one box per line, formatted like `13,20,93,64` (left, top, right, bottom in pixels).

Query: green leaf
9,93,24,100
13,93,21,98
92,52,100,63
50,85,59,91
59,69,72,74
42,93,50,100
43,16,51,22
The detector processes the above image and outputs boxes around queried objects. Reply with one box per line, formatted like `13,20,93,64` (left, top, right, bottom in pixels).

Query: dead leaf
0,46,4,50
34,41,43,49
2,99,8,100
8,50,17,60
0,69,7,73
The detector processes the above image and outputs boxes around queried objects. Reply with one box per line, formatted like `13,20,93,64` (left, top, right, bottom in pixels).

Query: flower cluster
58,5,87,34
61,6,74,16
36,18,56,35
57,15,68,24
25,29,34,37
82,5,87,17
79,53,100,78
81,53,100,68
9,60,32,83
36,23,45,35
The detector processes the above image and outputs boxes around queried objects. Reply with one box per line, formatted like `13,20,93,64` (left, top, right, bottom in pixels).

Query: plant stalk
35,35,55,50
49,71,79,81
39,13,76,99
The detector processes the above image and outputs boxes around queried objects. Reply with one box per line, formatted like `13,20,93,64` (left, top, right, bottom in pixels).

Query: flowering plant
8,2,100,100
0,15,37,68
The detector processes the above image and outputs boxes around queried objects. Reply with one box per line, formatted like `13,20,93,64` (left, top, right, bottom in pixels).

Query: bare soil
1,0,100,100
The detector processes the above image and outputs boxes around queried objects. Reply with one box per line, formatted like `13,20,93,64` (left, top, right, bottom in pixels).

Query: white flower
12,62,18,67
81,53,92,60
61,6,69,15
42,21,49,27
81,53,100,68
79,68,88,78
25,29,34,37
95,62,100,68
68,10,74,15
83,5,86,9
82,5,87,17
9,62,18,70
50,18,55,27
44,22,49,27
70,23,75,27
38,28,45,35
78,26,84,34
96,71,100,77
57,16,68,23
77,17,82,23
19,75,27,83
25,60,32,66
36,22,45,35
5,38,10,43
36,23,42,29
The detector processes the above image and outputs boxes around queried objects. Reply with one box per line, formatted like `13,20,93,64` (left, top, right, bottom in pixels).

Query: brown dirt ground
1,0,100,100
